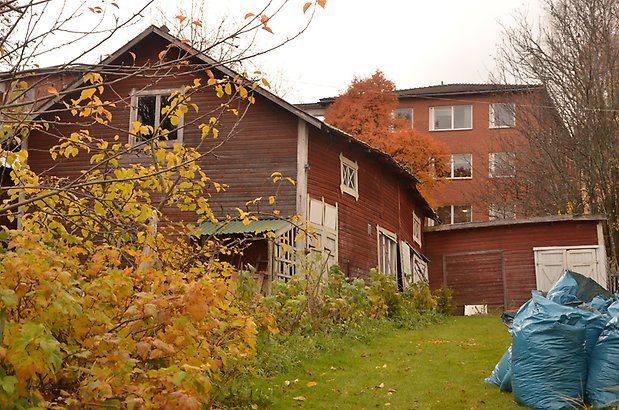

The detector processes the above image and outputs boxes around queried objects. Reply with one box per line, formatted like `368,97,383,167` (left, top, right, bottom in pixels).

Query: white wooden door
534,249,566,292
534,247,605,291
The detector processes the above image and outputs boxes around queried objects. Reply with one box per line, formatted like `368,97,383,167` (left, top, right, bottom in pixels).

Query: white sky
29,0,544,103
252,0,543,103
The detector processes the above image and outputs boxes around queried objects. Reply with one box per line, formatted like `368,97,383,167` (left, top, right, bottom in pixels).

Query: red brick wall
400,91,538,222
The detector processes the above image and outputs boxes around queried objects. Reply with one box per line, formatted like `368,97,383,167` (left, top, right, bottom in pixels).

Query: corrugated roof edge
425,214,607,233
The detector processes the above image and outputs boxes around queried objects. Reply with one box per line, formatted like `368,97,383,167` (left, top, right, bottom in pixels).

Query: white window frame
129,88,184,145
429,105,473,131
413,212,422,246
377,226,398,276
489,152,516,178
489,203,516,221
437,205,473,224
392,107,413,128
446,153,473,179
339,153,359,200
489,103,516,128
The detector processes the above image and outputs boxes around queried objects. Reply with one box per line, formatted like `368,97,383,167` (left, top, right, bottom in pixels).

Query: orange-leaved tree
324,70,448,201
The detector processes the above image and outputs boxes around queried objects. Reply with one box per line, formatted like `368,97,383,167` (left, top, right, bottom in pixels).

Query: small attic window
339,153,359,200
129,89,184,145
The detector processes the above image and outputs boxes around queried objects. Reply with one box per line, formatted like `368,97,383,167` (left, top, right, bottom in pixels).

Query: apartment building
298,83,544,224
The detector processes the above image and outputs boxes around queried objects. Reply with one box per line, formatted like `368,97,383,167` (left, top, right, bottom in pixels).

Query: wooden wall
307,127,426,280
424,219,600,311
27,32,298,226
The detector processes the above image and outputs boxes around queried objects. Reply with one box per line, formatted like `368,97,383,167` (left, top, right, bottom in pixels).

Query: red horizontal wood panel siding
27,38,299,226
425,220,599,309
307,128,426,280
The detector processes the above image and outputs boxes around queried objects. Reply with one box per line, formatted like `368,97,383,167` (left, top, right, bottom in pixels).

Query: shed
424,215,609,313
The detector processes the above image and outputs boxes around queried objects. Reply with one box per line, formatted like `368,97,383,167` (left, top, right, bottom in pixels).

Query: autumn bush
0,229,264,409
263,263,452,336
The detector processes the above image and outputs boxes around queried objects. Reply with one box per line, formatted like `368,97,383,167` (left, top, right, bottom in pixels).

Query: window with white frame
489,152,516,178
377,226,398,276
444,154,472,179
339,153,359,200
489,203,516,221
413,212,422,245
392,107,413,128
130,89,184,144
436,205,472,224
308,197,338,269
273,227,299,281
489,103,515,128
430,105,472,131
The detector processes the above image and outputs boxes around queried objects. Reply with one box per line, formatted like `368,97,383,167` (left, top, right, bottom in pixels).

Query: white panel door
567,248,603,286
535,249,569,292
399,241,412,288
534,247,605,291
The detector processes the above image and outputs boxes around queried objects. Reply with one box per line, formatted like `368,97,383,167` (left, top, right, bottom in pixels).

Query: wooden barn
10,25,435,288
424,215,609,313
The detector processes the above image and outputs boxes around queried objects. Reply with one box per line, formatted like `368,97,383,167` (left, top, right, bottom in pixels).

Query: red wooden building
424,215,609,312
8,26,436,287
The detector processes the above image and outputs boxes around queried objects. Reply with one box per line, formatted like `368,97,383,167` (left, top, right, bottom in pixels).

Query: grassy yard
249,315,524,409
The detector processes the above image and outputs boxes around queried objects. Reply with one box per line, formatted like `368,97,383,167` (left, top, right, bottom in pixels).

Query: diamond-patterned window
339,153,359,200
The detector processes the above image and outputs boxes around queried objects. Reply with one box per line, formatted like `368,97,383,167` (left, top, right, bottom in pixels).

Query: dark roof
312,83,543,105
396,83,542,97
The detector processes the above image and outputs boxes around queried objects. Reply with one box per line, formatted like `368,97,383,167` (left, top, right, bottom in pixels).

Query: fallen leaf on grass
374,383,384,389
293,396,306,401
307,381,317,387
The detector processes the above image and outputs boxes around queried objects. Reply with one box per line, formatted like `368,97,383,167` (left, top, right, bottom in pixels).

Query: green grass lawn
250,315,525,409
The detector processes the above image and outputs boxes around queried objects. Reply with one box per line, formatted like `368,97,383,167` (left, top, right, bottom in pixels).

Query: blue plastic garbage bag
485,346,512,392
607,300,619,317
590,295,614,315
511,292,589,409
547,270,610,305
547,271,581,305
586,316,619,408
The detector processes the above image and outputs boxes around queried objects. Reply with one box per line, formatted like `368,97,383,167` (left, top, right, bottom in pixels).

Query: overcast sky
32,0,543,104
246,0,544,103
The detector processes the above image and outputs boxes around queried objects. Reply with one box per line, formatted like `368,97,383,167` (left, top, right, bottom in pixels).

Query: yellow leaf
129,52,136,63
268,196,275,205
261,78,271,88
224,83,232,95
307,381,317,387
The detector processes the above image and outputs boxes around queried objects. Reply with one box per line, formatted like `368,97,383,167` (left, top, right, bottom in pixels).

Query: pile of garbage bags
486,270,619,409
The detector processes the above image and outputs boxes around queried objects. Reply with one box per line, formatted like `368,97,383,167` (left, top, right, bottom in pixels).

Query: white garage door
534,246,606,292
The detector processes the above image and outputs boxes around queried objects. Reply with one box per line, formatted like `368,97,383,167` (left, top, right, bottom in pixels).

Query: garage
424,215,609,311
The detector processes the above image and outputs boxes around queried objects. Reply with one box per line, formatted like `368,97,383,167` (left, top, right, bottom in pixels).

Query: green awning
196,218,292,236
